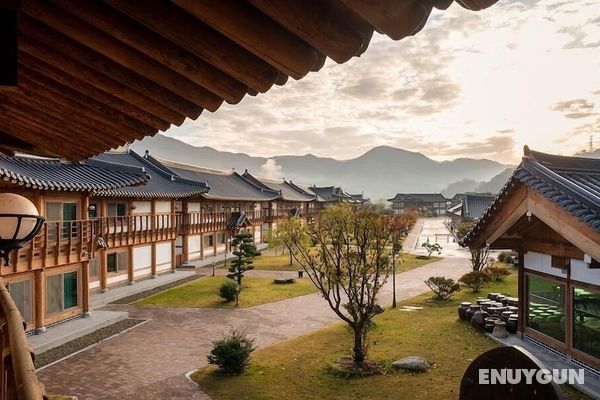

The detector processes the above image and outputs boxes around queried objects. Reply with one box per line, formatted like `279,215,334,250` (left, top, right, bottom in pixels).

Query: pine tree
227,232,257,306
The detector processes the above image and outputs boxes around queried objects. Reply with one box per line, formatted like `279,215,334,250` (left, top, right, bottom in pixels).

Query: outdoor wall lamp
88,204,96,212
0,193,44,266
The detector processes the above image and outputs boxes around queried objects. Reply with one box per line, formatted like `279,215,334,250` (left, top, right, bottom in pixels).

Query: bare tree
283,205,392,365
469,246,491,272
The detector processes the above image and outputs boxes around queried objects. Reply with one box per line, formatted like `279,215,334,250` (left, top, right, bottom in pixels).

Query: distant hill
442,168,515,197
130,134,512,200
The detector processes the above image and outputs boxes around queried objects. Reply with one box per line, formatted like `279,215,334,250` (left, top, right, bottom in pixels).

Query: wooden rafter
0,0,499,160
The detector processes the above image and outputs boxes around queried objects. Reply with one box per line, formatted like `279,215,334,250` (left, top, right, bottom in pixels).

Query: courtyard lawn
135,276,316,309
223,250,440,273
191,267,589,400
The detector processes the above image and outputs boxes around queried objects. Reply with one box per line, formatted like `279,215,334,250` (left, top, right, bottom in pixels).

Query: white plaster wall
524,251,567,278
134,268,152,278
188,202,201,212
107,274,128,285
133,245,152,271
155,201,171,213
156,241,172,272
90,281,100,289
132,201,151,214
571,258,600,285
188,235,202,260
254,228,261,243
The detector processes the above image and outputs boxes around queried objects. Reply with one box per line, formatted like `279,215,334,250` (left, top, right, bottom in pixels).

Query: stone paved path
39,219,470,399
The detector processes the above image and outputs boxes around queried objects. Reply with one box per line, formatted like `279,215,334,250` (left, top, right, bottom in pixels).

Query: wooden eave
0,0,498,160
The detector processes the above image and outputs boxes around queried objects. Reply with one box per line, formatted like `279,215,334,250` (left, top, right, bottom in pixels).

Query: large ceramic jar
507,315,518,334
492,320,508,338
466,304,481,323
484,317,500,333
501,310,513,322
458,302,472,320
470,309,489,330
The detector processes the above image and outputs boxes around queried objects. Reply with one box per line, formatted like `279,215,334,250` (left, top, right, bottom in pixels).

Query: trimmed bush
424,276,460,300
497,251,517,263
485,266,511,282
207,330,256,375
218,281,238,302
459,271,491,293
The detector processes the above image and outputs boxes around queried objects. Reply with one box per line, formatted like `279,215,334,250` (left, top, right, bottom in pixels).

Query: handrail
0,281,45,400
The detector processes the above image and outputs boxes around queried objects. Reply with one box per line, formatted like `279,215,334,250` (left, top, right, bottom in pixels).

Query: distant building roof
349,193,369,203
91,151,208,198
461,147,600,246
241,171,316,202
387,193,449,203
156,159,279,202
459,193,496,221
309,186,355,202
0,153,148,192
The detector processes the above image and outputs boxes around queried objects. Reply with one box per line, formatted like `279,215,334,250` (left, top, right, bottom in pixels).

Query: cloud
259,159,283,180
552,99,596,119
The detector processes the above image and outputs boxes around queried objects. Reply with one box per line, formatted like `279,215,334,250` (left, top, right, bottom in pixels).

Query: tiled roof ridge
238,171,281,195
153,156,235,176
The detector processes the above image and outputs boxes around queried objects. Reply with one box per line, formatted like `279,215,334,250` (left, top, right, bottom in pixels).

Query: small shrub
421,242,442,258
460,271,491,293
497,251,517,263
207,330,256,375
218,281,238,302
485,266,511,281
424,276,460,300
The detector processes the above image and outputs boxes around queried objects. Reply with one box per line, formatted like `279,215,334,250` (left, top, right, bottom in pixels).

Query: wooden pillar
182,234,189,262
565,256,573,358
99,249,108,292
213,232,217,256
81,260,91,316
181,200,189,262
151,242,157,278
518,250,525,339
171,239,177,272
34,269,46,334
127,245,134,285
199,233,204,259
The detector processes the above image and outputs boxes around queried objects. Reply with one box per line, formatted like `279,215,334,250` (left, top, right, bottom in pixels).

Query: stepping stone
274,278,295,284
392,356,431,372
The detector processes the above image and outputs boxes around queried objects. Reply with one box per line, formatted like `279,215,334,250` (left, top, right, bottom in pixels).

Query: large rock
273,278,295,284
391,356,431,372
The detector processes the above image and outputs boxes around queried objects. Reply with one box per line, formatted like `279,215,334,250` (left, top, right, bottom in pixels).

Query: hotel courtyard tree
283,204,392,365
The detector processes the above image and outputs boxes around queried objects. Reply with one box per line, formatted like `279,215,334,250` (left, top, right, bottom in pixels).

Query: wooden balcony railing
0,281,45,400
96,214,178,248
7,220,95,274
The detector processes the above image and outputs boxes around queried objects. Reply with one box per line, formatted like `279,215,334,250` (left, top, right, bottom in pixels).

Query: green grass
222,251,440,273
191,267,590,400
134,276,316,309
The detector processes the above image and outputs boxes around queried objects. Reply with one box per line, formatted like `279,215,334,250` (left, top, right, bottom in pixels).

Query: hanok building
155,158,281,259
461,147,600,370
448,193,496,231
388,193,451,217
308,185,357,208
241,171,318,225
0,152,149,333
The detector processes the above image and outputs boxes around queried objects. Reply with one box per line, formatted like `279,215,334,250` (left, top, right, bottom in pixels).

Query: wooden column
199,233,204,259
34,269,46,334
518,250,525,339
127,245,134,285
151,242,157,278
213,232,217,256
171,239,177,273
99,249,108,292
181,201,189,262
81,260,91,316
565,257,573,359
182,235,189,262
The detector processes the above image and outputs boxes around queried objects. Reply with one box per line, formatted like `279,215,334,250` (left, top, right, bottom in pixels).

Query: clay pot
458,302,471,320
480,302,493,312
466,305,481,323
476,298,488,305
507,317,518,334
484,317,500,333
501,311,513,322
470,310,490,330
487,293,500,301
492,320,508,338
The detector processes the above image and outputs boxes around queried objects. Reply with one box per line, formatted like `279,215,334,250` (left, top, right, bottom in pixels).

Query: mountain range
130,134,513,201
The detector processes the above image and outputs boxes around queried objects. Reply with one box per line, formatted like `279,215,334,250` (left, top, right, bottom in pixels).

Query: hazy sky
165,0,600,164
